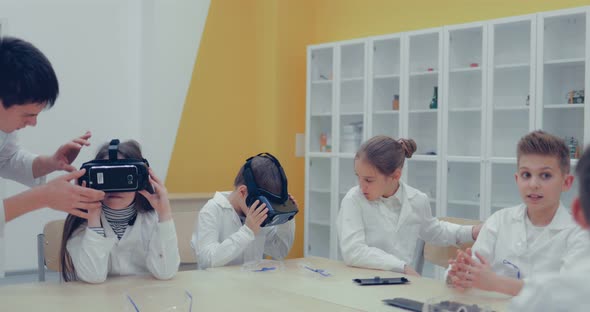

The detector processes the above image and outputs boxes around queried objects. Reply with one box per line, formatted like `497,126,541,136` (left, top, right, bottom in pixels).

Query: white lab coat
509,254,590,311
337,183,473,273
0,131,45,277
66,211,180,283
465,203,590,280
192,191,295,269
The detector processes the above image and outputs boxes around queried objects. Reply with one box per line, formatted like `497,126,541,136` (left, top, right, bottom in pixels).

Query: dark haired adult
0,36,104,276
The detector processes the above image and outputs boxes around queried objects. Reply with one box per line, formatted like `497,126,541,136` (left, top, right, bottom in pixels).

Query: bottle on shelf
392,94,400,111
429,86,438,109
320,132,327,152
566,136,579,159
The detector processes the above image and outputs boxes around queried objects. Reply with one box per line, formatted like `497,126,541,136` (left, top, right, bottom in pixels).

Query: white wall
0,0,210,272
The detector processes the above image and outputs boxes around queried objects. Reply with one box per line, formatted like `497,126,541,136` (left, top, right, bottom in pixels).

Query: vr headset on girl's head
243,153,298,227
78,139,154,194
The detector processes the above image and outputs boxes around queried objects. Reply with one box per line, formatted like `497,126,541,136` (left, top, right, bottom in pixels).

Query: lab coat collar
213,191,235,210
397,182,420,228
512,202,573,230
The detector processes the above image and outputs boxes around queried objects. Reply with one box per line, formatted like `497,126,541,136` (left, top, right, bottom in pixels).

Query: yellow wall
168,0,590,259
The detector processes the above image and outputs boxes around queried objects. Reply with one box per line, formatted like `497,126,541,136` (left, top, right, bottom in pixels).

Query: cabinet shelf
309,188,331,194
373,74,400,79
448,199,480,206
410,70,439,77
544,58,584,66
490,157,516,164
411,155,438,161
448,107,481,113
493,106,529,111
544,104,585,109
373,110,399,115
447,156,481,163
450,67,481,73
311,80,333,84
494,63,530,70
338,153,356,159
341,77,364,82
409,109,438,114
311,112,333,117
308,152,332,158
339,111,363,117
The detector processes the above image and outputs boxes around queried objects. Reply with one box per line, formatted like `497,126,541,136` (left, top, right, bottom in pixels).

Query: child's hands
245,200,268,235
450,249,498,292
404,264,421,277
447,248,473,290
139,168,172,222
288,193,298,206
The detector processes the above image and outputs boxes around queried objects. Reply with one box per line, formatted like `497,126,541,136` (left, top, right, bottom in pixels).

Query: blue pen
304,266,331,277
253,266,276,272
502,259,521,279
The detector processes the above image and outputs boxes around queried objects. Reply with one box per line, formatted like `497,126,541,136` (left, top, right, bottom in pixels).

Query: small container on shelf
320,132,327,152
565,136,580,159
392,94,400,110
429,86,438,109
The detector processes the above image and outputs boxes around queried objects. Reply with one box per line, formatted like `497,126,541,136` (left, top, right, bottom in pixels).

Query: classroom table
0,257,511,311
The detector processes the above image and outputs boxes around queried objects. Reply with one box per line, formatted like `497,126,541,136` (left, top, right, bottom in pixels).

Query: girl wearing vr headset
59,140,180,283
192,153,296,269
336,135,482,276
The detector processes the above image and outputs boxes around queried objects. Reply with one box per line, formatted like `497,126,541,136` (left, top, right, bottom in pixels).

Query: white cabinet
305,7,590,263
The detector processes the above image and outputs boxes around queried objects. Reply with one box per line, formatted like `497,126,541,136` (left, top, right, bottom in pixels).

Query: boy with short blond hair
509,146,590,311
448,130,590,296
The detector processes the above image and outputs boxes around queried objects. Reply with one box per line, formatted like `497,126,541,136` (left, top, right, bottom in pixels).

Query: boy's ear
572,197,590,229
562,174,575,192
237,185,248,198
392,168,402,181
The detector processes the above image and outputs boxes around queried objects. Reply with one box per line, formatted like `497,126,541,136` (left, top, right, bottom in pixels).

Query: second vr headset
244,153,298,227
78,139,154,194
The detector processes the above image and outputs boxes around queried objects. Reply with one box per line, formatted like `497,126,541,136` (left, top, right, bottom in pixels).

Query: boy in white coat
192,153,295,269
337,136,481,276
448,131,590,296
508,146,590,311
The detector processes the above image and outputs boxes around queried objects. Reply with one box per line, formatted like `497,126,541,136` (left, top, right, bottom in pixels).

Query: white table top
0,257,511,311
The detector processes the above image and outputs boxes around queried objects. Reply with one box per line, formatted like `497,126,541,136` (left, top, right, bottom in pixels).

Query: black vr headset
78,139,154,194
244,153,298,227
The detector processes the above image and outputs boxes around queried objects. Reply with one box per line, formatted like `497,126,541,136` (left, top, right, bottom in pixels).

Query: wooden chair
423,217,482,268
37,219,65,281
172,210,199,270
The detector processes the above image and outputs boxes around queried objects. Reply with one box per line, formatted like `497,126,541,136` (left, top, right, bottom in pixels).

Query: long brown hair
59,140,154,282
356,135,417,175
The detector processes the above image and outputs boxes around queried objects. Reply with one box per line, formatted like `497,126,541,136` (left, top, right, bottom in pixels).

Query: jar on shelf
392,94,400,111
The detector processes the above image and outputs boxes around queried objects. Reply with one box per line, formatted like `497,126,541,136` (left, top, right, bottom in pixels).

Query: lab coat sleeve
418,196,474,246
0,201,5,277
0,133,45,187
336,195,406,272
66,225,117,284
561,227,590,272
145,218,180,280
193,205,255,269
443,215,498,280
263,219,295,259
508,274,556,312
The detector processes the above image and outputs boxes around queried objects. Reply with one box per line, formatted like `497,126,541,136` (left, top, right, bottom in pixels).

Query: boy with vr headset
191,153,297,269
